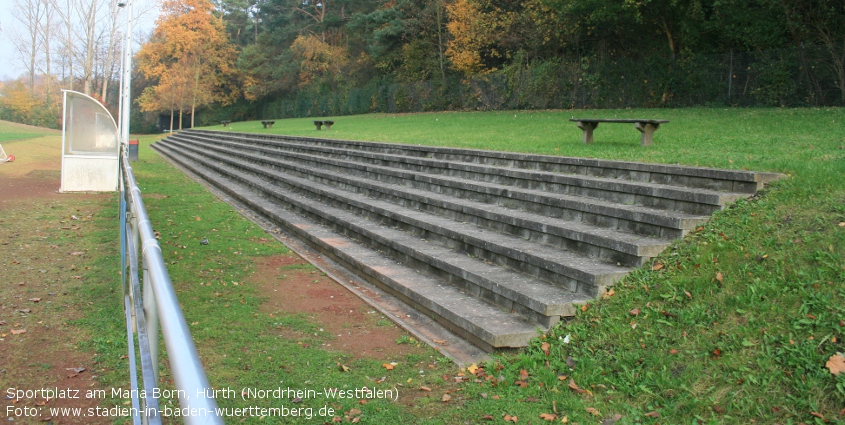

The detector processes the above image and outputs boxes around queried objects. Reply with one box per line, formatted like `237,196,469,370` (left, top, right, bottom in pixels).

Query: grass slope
194,107,845,423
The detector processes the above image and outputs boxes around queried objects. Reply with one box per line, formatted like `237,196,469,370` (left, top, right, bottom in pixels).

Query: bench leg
324,123,332,130
314,123,322,130
635,122,660,146
262,123,267,128
268,123,273,129
576,121,598,144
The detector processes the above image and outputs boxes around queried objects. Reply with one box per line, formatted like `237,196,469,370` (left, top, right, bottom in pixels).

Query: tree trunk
101,0,121,104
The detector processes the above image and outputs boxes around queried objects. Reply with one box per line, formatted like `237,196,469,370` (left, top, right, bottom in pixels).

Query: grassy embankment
194,107,845,423
5,107,842,424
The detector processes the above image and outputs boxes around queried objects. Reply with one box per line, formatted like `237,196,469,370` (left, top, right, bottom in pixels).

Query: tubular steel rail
119,146,224,424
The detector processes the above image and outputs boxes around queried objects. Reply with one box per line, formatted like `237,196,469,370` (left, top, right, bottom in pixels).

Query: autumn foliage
135,0,238,128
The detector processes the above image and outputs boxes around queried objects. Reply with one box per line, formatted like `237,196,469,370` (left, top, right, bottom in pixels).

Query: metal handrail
120,146,224,424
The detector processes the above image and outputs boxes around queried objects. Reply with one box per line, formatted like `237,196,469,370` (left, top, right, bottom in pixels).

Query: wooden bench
569,118,669,146
221,120,231,127
313,120,334,131
261,120,275,129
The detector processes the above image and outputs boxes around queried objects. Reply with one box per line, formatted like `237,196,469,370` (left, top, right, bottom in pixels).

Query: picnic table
221,120,231,127
261,120,276,129
569,118,669,146
313,120,334,130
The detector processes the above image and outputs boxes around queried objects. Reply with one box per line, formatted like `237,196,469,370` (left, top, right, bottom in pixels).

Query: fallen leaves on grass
419,386,431,392
715,272,724,284
629,308,640,316
503,414,518,422
826,354,845,375
652,263,664,271
644,411,660,418
601,414,622,425
539,413,557,421
602,288,615,299
586,407,601,416
541,342,550,356
441,394,451,402
11,329,27,335
568,378,592,395
382,362,397,370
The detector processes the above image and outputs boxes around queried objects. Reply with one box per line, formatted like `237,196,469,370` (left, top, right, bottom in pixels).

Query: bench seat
570,118,669,146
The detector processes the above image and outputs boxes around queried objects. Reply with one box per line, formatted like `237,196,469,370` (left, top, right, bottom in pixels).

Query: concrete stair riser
170,134,708,239
154,144,600,319
187,130,769,192
180,132,738,215
152,131,782,353
152,143,572,348
161,139,627,296
167,136,671,266
190,129,779,193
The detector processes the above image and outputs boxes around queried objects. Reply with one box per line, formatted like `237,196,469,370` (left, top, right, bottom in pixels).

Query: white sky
0,0,161,81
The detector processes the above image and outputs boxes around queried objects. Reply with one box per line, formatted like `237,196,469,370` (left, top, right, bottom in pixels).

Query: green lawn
0,120,59,143
121,107,845,424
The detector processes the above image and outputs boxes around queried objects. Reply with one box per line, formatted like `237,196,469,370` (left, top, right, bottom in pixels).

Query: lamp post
118,0,132,145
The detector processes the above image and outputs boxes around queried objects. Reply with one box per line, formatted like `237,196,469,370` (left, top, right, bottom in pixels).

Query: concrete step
155,144,608,318
180,131,743,215
170,133,709,240
151,130,783,353
189,129,784,193
152,143,590,349
162,138,629,296
166,135,674,266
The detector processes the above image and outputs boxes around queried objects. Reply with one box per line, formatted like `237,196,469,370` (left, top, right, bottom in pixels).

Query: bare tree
99,0,122,103
10,0,48,92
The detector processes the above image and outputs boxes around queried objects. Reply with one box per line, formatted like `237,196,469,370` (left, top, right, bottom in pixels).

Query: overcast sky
0,0,160,82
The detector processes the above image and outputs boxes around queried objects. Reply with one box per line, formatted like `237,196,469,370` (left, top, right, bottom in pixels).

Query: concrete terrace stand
570,118,669,146
151,131,782,357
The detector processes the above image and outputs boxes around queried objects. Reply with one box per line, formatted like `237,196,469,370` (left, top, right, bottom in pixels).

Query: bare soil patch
253,255,429,360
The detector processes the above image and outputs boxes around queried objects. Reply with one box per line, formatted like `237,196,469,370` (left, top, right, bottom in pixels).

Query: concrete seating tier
151,130,782,351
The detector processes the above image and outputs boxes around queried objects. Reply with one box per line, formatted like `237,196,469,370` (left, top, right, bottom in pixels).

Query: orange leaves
540,342,550,356
629,308,641,316
503,414,518,422
826,354,845,375
567,378,592,396
585,407,601,416
652,262,664,271
644,411,660,418
290,35,350,87
539,413,557,421
382,363,396,370
715,272,724,284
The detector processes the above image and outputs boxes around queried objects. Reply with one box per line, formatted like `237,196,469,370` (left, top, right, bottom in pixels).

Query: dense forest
2,0,844,131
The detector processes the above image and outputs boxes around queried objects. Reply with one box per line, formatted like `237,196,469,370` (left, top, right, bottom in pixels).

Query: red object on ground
6,155,14,162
